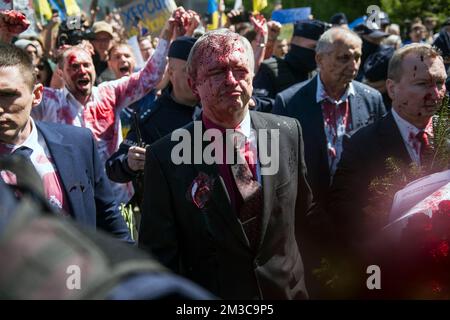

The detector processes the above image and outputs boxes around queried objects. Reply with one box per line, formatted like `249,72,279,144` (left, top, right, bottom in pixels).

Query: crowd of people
0,5,449,299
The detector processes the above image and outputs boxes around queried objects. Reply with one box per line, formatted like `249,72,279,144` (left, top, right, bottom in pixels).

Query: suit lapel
190,122,250,249
250,112,275,251
36,123,86,220
378,112,411,163
349,83,372,130
300,77,330,177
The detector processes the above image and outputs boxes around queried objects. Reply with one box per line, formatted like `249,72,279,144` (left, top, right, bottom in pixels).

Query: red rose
187,172,214,209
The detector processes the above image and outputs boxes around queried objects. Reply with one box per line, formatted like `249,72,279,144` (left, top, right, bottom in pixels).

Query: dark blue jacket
272,76,386,205
37,121,131,242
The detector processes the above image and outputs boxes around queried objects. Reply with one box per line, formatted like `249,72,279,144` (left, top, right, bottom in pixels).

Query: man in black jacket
253,19,329,99
105,36,199,188
139,29,313,300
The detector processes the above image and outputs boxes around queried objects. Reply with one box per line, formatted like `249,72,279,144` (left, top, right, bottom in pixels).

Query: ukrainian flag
253,0,267,13
64,0,81,16
48,0,66,20
34,0,52,20
207,0,219,30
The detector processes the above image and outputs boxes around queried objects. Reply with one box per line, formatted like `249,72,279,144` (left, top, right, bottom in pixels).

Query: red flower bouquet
372,179,450,298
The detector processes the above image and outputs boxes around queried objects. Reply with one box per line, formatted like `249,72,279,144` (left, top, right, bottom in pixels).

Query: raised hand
250,14,268,44
160,7,187,41
185,10,200,36
0,10,30,43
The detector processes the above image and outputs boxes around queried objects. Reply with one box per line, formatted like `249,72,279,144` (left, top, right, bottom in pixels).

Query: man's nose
430,83,445,100
225,70,238,85
350,58,360,72
79,65,88,73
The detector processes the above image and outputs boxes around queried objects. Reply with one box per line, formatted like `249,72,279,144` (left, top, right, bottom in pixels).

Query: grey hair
186,29,255,81
316,27,362,55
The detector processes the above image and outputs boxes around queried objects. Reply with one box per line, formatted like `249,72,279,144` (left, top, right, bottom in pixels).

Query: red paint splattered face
108,45,136,78
190,36,253,127
390,54,447,128
62,49,95,99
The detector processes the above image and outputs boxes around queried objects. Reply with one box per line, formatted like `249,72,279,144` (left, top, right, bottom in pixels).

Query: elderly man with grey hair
139,29,313,299
272,27,386,298
273,27,386,209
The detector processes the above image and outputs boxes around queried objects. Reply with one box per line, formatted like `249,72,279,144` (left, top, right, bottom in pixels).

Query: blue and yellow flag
48,0,66,20
34,0,53,20
207,0,219,30
253,0,267,13
64,0,81,16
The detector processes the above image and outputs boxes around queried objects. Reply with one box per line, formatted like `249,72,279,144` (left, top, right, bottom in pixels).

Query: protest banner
271,7,311,25
119,0,177,37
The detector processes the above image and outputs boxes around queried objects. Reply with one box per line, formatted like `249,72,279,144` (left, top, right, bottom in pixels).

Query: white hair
316,27,362,55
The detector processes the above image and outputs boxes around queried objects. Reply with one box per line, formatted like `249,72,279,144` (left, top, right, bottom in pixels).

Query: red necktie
416,131,432,163
230,137,262,251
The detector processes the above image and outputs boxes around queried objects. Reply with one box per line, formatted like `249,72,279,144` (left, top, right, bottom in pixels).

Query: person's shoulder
347,112,390,144
251,111,300,130
42,86,65,101
139,88,178,124
36,121,94,142
261,56,281,67
139,97,164,124
352,80,382,98
260,56,287,73
148,121,196,157
278,78,313,101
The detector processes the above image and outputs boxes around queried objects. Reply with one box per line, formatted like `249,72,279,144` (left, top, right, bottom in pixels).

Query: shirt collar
237,110,251,139
202,110,251,138
0,118,39,153
392,108,434,137
63,86,94,109
316,73,355,104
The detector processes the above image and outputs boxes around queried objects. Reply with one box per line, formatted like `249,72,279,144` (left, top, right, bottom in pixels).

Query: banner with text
119,0,177,37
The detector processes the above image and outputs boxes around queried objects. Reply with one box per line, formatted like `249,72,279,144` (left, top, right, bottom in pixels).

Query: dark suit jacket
36,122,131,242
329,112,411,243
272,76,386,206
139,111,313,299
